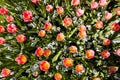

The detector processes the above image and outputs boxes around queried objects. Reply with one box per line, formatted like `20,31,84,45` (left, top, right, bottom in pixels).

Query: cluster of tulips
0,0,120,80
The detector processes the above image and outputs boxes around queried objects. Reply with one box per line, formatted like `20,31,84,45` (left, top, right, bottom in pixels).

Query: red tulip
39,60,50,71
101,50,110,59
1,68,11,77
46,5,53,12
38,30,46,37
7,24,18,33
5,15,14,22
15,54,27,65
0,37,6,45
0,25,5,33
44,22,52,31
90,2,98,10
16,34,26,42
35,47,44,57
103,39,111,46
75,9,84,17
0,7,8,15
111,22,120,31
23,10,33,22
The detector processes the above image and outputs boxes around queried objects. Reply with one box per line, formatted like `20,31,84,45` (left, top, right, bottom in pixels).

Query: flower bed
0,0,120,80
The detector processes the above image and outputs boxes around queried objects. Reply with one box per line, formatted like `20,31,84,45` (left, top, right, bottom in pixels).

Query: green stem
52,48,63,63
68,27,78,38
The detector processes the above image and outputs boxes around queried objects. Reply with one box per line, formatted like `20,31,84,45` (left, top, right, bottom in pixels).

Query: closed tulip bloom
39,60,50,71
15,54,27,65
63,58,73,67
54,73,62,80
0,37,6,45
101,50,110,59
71,0,80,6
0,7,8,15
63,17,72,27
23,10,33,22
0,25,5,33
75,9,84,17
90,2,98,10
1,68,11,77
116,7,120,16
46,5,53,12
104,12,112,21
